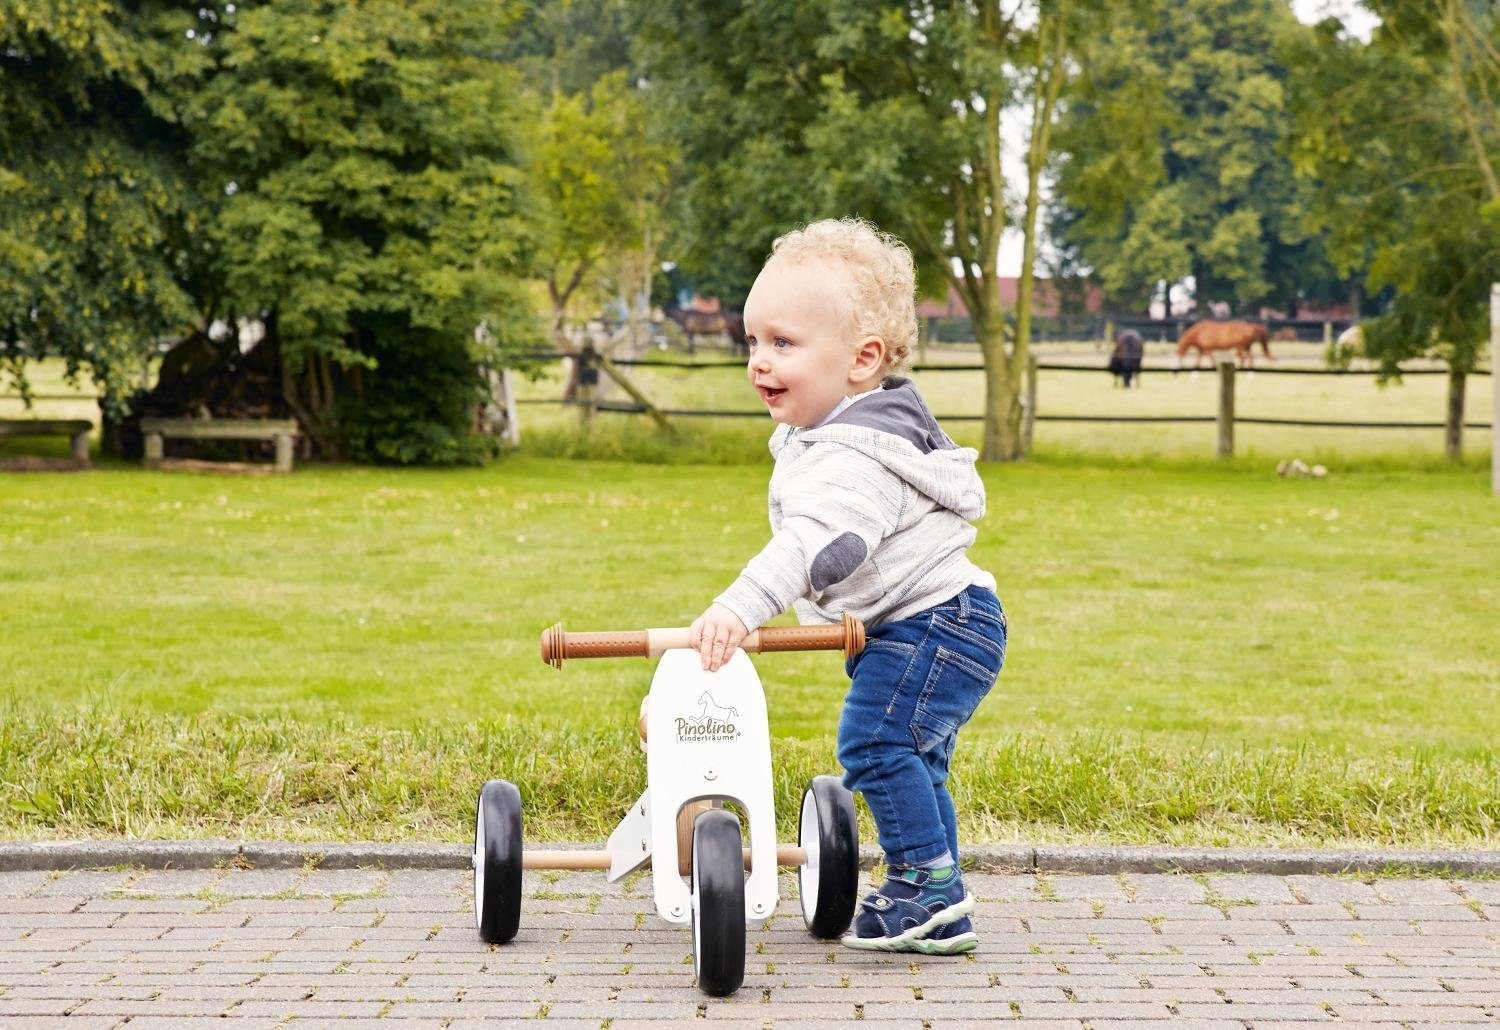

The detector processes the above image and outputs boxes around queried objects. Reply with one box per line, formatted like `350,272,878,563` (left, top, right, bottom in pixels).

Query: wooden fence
544,350,1494,459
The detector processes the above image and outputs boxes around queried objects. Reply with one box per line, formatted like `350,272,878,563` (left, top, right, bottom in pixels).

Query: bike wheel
690,808,746,996
473,779,523,944
798,775,858,939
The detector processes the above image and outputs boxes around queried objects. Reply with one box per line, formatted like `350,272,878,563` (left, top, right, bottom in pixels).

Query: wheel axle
518,846,808,871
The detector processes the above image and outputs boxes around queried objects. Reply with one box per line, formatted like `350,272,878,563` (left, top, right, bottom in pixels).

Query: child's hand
689,604,749,672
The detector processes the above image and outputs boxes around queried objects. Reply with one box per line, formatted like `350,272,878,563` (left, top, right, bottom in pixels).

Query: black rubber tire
473,779,523,944
798,775,859,939
690,809,746,997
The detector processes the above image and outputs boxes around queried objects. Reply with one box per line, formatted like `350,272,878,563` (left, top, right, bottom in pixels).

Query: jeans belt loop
956,588,971,624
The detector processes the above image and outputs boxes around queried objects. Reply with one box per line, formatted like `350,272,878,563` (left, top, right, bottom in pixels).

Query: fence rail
921,313,1358,345
0,393,101,401
585,403,1492,431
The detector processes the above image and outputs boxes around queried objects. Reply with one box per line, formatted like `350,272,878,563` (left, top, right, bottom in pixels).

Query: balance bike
472,615,866,996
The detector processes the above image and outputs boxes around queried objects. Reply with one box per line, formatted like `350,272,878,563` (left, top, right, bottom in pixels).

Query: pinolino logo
676,691,741,743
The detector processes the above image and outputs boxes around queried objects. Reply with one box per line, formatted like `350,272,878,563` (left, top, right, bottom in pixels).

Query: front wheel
474,779,523,944
798,775,858,938
690,808,745,996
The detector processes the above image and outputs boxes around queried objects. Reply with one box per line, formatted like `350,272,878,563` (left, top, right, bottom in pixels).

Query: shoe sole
840,892,976,953
906,930,978,955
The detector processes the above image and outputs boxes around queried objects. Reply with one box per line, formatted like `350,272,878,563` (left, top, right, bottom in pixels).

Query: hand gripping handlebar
540,613,865,669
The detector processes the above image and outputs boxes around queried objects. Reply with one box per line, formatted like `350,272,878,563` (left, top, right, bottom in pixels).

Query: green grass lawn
3,451,1496,847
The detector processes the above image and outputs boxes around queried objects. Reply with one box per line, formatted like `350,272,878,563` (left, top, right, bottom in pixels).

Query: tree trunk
1192,261,1211,316
272,321,334,458
629,223,658,357
317,355,336,421
550,263,591,403
99,409,125,459
1444,366,1465,461
975,292,1022,461
1015,14,1065,460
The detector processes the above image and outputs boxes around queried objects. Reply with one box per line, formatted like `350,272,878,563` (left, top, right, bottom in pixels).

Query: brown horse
665,307,747,354
1176,320,1273,369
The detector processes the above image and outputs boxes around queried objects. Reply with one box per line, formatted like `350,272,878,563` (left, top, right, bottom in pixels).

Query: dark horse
665,306,747,355
1175,319,1273,369
1108,329,1144,388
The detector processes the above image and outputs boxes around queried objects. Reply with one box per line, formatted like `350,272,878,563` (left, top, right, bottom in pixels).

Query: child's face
742,257,875,428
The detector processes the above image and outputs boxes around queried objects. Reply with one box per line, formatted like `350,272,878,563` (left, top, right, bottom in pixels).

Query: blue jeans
836,586,1006,870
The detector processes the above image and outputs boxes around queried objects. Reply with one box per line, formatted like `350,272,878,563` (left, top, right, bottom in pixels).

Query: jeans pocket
910,645,998,754
934,612,1006,666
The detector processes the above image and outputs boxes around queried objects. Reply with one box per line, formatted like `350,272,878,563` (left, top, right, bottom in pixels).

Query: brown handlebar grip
754,613,865,658
540,613,865,669
540,624,649,668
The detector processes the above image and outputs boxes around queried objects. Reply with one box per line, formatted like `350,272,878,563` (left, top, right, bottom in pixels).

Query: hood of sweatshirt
770,377,986,521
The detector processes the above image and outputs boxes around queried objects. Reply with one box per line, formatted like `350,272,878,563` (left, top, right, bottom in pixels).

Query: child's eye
774,337,791,349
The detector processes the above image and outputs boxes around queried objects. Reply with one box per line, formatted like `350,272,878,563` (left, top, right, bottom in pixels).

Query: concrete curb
1,839,1496,875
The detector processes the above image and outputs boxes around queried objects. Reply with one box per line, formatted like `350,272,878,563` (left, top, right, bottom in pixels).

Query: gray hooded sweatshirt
715,378,996,631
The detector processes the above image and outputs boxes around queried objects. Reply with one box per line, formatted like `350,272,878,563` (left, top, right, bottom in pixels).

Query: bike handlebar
540,613,865,668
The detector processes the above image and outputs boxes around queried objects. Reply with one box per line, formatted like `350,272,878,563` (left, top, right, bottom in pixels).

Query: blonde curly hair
767,217,917,378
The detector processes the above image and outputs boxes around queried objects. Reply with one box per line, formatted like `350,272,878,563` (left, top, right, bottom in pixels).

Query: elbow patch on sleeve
809,532,869,591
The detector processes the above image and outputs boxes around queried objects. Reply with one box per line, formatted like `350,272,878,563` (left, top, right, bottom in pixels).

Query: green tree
1051,0,1342,315
502,0,634,98
635,0,1102,461
184,0,538,463
1288,0,1499,459
0,1,206,430
501,0,679,426
526,72,674,344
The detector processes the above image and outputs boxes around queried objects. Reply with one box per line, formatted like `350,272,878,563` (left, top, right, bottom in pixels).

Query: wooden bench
141,417,299,473
0,419,92,464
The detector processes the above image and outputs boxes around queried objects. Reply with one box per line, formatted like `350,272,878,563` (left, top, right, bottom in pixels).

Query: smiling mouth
756,385,786,402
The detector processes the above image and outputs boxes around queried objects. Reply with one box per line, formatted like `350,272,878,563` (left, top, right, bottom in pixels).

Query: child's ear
849,336,885,385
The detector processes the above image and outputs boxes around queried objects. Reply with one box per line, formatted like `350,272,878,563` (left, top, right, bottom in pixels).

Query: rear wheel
690,809,745,996
473,779,523,944
798,775,858,939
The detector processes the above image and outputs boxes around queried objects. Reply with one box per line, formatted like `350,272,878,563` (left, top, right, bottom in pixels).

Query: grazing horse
1175,319,1273,369
666,307,747,355
1107,329,1144,388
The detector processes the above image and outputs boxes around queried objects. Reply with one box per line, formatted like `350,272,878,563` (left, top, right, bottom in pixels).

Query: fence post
1323,321,1332,349
1023,352,1038,455
1216,355,1235,458
500,368,520,447
1491,283,1499,496
576,347,597,429
1103,319,1113,350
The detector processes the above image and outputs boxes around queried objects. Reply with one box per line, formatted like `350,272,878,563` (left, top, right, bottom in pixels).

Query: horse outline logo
696,691,739,722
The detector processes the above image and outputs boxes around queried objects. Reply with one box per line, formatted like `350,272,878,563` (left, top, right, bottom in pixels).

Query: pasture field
2,449,1496,847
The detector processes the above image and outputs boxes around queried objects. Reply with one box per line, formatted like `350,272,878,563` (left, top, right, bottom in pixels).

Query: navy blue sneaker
841,867,976,953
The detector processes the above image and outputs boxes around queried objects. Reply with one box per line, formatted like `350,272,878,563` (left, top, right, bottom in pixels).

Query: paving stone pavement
0,865,1495,1027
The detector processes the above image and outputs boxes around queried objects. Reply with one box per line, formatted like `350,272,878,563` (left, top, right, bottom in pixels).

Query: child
688,217,1006,955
